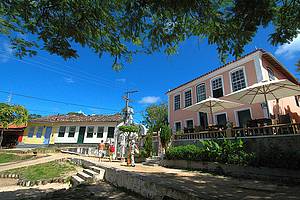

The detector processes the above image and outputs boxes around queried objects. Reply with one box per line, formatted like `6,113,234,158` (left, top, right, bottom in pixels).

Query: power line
0,51,126,90
0,90,120,112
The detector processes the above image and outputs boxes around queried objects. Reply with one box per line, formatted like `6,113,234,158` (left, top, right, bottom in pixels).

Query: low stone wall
160,159,300,184
68,158,200,200
172,134,300,160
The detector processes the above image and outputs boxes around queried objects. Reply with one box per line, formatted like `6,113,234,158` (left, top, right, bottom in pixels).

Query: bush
144,133,153,157
166,139,255,166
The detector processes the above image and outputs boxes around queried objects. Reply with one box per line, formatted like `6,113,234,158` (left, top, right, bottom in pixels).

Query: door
237,109,252,127
77,126,86,144
43,127,52,144
199,112,208,130
216,113,227,126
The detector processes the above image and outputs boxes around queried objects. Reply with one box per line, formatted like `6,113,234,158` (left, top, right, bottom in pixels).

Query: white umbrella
226,79,300,118
184,97,242,125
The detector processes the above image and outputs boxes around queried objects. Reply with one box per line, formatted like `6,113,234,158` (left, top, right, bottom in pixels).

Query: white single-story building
21,113,123,146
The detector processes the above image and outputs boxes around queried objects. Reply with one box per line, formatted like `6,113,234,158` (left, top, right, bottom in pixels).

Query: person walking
130,140,139,167
98,140,105,162
109,142,115,162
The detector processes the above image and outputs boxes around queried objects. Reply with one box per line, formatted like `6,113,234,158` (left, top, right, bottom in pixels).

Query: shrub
144,133,153,157
166,139,255,166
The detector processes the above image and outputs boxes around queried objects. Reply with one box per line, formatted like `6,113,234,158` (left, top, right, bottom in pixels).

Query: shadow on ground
0,182,146,200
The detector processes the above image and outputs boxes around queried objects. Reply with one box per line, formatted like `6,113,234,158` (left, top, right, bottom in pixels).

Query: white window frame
185,118,194,128
210,75,225,98
174,93,181,111
174,121,182,132
213,112,228,124
234,107,253,127
184,88,193,107
229,66,248,93
196,83,206,102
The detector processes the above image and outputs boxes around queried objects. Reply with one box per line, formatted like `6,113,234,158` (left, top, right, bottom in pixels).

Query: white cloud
139,96,161,104
64,77,75,83
275,33,300,59
116,78,127,83
0,42,14,63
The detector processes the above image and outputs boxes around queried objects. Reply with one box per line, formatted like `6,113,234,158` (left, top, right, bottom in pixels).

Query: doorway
216,113,227,126
237,109,252,127
43,127,52,144
77,126,86,144
199,112,208,130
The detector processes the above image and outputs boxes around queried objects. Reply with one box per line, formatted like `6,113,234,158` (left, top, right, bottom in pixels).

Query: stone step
142,162,159,167
77,171,92,182
90,166,104,174
71,175,85,186
89,166,105,180
83,168,98,177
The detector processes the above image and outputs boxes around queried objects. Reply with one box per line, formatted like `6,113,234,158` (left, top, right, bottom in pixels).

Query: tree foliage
142,103,168,132
0,103,28,128
1,1,300,67
29,113,42,119
160,124,172,150
0,103,28,146
296,60,300,73
144,132,153,157
118,125,139,133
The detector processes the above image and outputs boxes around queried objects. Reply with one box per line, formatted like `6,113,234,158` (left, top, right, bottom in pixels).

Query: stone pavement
1,153,300,199
81,157,300,200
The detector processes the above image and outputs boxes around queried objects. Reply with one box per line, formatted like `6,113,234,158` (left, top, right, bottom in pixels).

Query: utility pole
7,92,12,105
122,90,138,125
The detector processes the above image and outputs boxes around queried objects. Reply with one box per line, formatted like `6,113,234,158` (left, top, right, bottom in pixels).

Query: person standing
98,140,105,162
109,142,115,162
130,140,139,167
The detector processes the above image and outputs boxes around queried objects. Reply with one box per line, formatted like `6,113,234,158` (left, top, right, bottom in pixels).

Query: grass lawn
5,161,77,181
0,153,33,164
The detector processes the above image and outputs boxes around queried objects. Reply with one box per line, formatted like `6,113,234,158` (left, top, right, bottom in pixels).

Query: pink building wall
262,58,300,123
168,50,300,132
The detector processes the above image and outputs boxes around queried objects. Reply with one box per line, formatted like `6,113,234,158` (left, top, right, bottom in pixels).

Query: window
295,96,300,107
97,126,104,138
174,94,181,110
268,68,275,81
28,127,35,138
196,84,206,102
184,90,192,107
211,77,224,98
231,69,246,92
36,127,43,138
58,126,66,137
186,120,194,129
87,126,94,138
68,126,76,137
107,127,115,138
175,122,182,132
215,113,227,126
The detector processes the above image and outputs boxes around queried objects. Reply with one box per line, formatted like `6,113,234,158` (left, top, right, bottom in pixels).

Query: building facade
20,114,123,146
167,49,300,132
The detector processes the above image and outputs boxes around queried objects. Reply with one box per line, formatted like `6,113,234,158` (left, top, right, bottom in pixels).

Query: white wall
53,122,120,144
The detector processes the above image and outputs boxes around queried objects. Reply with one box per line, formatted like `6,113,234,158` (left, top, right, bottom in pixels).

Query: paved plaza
0,153,300,199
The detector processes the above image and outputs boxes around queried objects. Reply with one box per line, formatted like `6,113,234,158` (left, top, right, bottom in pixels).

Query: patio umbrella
184,97,242,125
226,79,300,118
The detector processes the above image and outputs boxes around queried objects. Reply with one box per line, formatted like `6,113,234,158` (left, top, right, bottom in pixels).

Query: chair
278,114,293,134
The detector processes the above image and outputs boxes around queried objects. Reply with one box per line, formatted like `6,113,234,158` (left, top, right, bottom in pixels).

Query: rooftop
166,49,299,94
30,113,123,123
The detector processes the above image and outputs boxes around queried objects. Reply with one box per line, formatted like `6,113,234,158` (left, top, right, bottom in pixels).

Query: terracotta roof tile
30,113,123,123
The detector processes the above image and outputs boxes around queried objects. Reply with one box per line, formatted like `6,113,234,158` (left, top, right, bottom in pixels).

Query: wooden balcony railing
173,123,300,141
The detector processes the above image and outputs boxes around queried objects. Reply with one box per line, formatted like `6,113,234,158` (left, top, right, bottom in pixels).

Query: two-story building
167,49,300,132
20,113,123,147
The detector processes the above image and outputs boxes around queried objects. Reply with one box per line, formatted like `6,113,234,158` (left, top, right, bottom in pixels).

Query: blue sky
0,25,299,122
